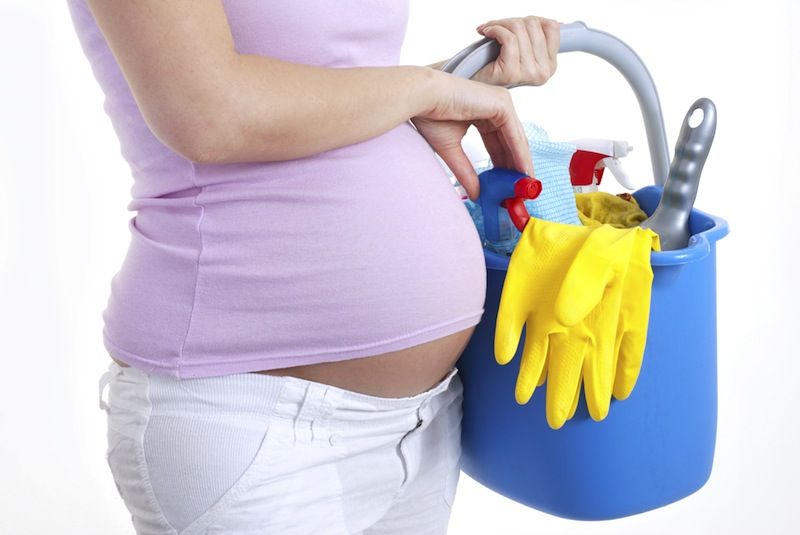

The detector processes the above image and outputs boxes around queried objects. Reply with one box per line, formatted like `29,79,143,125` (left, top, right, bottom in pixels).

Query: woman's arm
86,0,440,164
427,60,448,71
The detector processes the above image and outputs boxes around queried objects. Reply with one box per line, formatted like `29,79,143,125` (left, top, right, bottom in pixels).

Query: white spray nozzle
572,139,636,190
602,157,635,190
612,140,633,158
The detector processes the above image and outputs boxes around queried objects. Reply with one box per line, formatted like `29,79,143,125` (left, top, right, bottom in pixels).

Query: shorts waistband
272,367,462,443
275,366,460,411
100,361,285,416
100,361,460,418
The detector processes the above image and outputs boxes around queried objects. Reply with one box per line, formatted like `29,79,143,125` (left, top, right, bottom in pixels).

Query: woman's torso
69,0,486,395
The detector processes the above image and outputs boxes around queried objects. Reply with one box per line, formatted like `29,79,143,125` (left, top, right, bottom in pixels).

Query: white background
1,0,797,533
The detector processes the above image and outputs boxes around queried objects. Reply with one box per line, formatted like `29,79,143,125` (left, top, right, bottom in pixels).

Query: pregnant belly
248,144,484,396
119,122,487,394
249,325,478,397
111,325,476,397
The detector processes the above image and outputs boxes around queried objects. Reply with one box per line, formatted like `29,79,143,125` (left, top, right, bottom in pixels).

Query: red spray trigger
501,176,541,232
514,176,543,200
569,150,608,188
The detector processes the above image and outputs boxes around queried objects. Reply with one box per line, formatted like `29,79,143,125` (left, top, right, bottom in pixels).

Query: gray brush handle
641,98,717,250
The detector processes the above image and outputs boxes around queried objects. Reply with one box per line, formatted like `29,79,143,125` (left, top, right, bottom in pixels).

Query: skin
89,1,559,397
427,16,560,88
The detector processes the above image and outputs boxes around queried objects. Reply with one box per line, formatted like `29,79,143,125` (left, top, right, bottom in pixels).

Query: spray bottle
476,168,542,254
569,139,635,193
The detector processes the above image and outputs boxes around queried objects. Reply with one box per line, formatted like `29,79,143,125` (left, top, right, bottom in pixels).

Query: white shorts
98,361,463,534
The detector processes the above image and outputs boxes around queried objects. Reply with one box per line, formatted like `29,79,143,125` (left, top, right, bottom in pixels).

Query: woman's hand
411,70,534,202
471,16,560,88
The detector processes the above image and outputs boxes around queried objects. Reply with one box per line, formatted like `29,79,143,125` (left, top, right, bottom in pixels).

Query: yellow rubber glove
494,219,637,428
552,225,651,425
494,218,593,410
611,227,661,400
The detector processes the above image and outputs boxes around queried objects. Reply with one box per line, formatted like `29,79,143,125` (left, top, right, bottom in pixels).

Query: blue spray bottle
476,168,541,254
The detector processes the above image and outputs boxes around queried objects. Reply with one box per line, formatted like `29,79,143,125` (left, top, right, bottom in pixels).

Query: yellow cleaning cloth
576,192,647,228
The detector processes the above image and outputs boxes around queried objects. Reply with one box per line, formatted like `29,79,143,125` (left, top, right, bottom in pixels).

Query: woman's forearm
194,56,441,164
426,60,448,71
83,0,450,165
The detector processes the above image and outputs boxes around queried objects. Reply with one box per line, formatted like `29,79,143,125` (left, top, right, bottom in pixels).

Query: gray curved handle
441,21,670,187
641,98,717,250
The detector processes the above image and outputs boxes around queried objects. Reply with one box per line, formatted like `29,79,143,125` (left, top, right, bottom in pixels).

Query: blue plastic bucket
456,186,728,520
445,22,730,519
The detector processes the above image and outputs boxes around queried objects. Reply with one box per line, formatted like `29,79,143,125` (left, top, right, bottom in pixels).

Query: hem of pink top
103,309,485,380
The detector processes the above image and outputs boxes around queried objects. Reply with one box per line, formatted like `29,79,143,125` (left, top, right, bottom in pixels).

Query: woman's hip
97,361,463,534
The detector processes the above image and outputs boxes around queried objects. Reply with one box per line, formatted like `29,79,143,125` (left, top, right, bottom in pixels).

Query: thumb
437,144,480,201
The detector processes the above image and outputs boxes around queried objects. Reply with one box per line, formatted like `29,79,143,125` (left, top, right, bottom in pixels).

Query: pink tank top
67,0,486,378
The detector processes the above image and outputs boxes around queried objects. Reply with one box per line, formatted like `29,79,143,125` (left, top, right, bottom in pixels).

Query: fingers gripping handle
441,21,671,187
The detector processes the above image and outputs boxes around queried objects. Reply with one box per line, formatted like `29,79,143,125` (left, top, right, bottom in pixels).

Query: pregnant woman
68,1,559,533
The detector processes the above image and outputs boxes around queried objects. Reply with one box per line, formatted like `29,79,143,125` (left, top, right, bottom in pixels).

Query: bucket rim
483,186,729,270
640,185,729,266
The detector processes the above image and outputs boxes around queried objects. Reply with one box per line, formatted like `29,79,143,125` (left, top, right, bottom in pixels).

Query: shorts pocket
101,364,284,534
102,365,176,532
106,412,282,535
145,414,278,534
105,427,177,534
179,419,284,535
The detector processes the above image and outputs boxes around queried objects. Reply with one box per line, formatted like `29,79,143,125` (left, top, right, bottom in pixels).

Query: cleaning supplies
448,21,729,520
462,120,582,254
640,98,717,250
475,168,541,254
494,216,659,429
515,122,582,226
493,218,595,413
610,228,661,400
555,225,660,405
569,139,635,193
575,191,648,228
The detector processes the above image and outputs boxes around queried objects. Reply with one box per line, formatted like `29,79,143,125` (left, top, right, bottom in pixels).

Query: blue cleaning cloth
463,121,581,254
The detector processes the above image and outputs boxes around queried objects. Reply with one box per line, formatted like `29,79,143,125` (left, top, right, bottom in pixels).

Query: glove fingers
494,302,526,366
582,338,615,422
537,354,548,387
567,374,582,421
613,228,657,400
545,333,585,430
583,284,624,422
612,313,650,400
514,326,549,405
495,233,542,366
613,331,647,400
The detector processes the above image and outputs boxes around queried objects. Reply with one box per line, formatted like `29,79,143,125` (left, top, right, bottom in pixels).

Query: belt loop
98,364,122,413
293,383,320,445
292,385,308,445
313,387,334,445
292,382,331,445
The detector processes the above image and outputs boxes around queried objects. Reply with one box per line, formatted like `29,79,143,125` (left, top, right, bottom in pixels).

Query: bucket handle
441,21,671,187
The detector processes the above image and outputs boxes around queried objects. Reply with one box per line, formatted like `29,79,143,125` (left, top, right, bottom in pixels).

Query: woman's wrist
409,66,448,119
